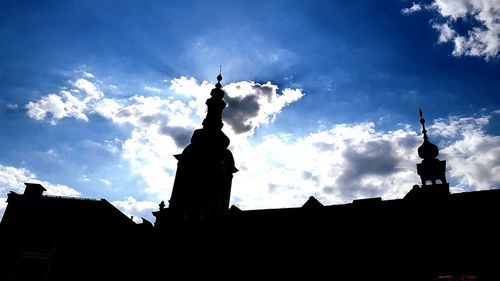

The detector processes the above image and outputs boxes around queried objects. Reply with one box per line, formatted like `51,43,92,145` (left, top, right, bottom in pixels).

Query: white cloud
26,89,89,123
432,22,456,43
26,92,88,123
74,78,104,101
81,175,91,182
6,103,18,109
100,178,112,186
223,82,303,135
24,77,108,124
121,126,179,199
430,114,500,192
231,113,500,209
24,73,500,213
230,123,422,209
111,196,158,223
430,115,490,137
405,0,500,60
104,77,304,201
82,71,95,78
0,164,81,220
169,77,304,136
144,86,162,93
169,76,213,98
401,2,423,14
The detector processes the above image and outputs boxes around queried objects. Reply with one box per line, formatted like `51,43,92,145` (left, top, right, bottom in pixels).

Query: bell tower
166,69,238,223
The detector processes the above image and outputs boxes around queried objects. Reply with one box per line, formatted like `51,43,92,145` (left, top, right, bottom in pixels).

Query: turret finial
417,107,438,159
419,107,428,141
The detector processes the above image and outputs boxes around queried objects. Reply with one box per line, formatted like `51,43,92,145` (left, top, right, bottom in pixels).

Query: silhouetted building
162,71,237,225
0,183,143,280
1,74,499,281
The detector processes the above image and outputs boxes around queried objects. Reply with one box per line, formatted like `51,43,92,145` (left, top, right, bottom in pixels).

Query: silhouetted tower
416,108,449,194
168,70,238,223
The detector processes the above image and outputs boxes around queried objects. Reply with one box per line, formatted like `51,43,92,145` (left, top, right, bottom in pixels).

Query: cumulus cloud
430,115,490,137
432,22,456,43
231,112,500,209
24,72,499,212
25,73,305,207
25,77,105,124
223,82,304,135
404,0,500,60
337,140,402,199
430,114,500,192
74,78,104,101
229,123,423,209
26,91,88,123
0,164,80,220
401,2,423,14
169,77,304,136
111,196,158,223
116,77,304,200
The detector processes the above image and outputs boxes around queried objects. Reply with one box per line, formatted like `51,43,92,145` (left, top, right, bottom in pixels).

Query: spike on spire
419,107,428,141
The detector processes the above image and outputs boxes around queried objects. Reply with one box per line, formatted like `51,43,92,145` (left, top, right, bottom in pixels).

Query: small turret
416,108,447,187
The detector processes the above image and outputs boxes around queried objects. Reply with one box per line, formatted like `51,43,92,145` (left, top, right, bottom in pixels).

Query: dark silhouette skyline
1,73,499,281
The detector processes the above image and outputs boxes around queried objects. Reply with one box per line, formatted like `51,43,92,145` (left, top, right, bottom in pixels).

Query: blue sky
1,0,499,222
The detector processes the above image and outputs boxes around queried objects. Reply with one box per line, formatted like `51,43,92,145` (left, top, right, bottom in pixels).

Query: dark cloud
158,125,192,148
336,140,400,200
398,135,419,150
223,94,260,134
139,113,169,126
323,186,335,194
343,141,399,176
255,84,274,101
302,171,320,185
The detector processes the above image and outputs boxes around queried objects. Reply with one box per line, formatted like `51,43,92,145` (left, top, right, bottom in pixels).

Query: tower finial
216,65,223,89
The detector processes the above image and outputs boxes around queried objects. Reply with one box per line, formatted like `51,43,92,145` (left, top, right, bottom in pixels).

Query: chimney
23,183,46,198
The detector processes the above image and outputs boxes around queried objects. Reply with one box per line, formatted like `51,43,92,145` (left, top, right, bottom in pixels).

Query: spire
417,108,439,160
200,67,227,133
